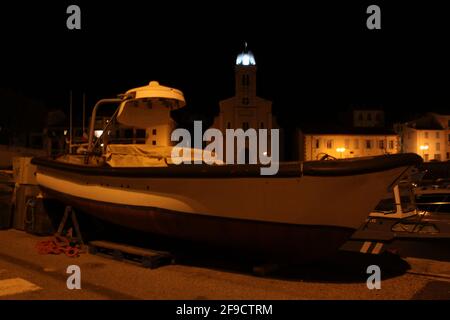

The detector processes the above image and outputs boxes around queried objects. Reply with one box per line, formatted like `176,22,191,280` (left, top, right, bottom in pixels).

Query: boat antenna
69,90,73,153
82,92,86,134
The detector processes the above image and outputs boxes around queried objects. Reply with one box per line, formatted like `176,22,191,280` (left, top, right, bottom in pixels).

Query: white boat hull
37,166,407,229
32,154,420,262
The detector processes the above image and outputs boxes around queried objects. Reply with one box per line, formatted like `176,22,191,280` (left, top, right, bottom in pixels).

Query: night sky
1,1,449,128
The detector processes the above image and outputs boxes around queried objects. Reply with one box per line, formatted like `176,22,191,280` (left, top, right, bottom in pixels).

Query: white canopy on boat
105,144,223,167
116,81,186,129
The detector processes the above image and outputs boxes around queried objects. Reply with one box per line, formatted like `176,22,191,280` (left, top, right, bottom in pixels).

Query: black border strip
31,153,422,178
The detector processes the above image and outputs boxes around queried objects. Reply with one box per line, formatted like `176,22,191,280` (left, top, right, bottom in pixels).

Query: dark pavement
1,230,449,300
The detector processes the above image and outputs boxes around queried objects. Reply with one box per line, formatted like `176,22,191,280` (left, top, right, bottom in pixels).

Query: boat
368,168,450,215
412,163,450,212
342,171,450,260
31,81,422,262
414,180,450,213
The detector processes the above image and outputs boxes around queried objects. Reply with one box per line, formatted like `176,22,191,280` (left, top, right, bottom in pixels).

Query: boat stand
56,205,84,246
252,263,280,276
88,240,174,269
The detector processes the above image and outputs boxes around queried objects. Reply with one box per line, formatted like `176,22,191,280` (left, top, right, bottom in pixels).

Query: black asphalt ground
1,230,450,300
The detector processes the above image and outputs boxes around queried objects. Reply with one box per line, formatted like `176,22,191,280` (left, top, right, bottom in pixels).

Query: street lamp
336,147,346,158
419,145,429,160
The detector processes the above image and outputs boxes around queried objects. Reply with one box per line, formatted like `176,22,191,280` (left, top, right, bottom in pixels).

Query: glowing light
419,145,429,151
63,130,68,136
263,151,268,156
236,52,256,66
336,147,346,153
94,130,103,138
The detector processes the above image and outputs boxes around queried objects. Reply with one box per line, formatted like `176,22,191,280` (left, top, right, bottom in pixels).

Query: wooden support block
252,263,279,277
88,240,174,269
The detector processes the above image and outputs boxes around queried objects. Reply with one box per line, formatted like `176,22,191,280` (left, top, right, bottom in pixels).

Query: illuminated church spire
236,42,256,66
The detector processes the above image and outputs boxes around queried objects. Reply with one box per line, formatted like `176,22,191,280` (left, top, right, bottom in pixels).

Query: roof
430,112,450,117
348,105,385,111
299,123,397,136
406,114,444,130
117,81,186,129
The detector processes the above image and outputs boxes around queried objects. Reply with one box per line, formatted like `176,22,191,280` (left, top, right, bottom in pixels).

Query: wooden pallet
88,240,174,269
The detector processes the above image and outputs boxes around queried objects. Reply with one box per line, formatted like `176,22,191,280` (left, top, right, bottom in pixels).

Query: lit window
94,130,103,138
326,140,333,149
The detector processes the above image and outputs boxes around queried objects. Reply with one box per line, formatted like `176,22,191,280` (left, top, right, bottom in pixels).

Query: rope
36,231,84,258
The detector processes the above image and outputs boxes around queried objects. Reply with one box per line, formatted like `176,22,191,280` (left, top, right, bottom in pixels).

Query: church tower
235,43,257,105
211,44,280,161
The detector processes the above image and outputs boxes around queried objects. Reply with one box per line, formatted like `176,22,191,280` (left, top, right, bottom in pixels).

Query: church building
211,45,280,162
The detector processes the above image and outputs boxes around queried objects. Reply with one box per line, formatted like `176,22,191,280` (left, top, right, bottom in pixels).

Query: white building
395,113,450,162
299,130,399,161
298,109,399,161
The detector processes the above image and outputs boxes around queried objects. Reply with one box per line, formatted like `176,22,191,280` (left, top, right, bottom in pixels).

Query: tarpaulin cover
105,144,220,167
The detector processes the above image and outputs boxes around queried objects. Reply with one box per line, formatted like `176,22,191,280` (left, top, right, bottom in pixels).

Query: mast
69,90,73,153
82,92,86,134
